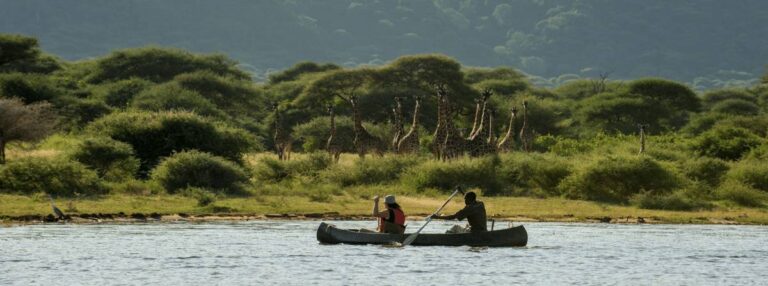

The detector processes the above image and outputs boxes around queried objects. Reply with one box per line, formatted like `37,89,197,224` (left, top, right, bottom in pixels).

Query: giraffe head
511,106,518,117
481,88,493,100
326,104,334,114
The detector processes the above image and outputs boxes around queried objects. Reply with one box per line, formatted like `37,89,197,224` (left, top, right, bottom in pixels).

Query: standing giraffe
338,94,386,158
429,85,448,160
486,107,497,147
519,101,532,152
391,96,405,152
326,104,342,163
438,88,470,160
638,124,647,154
468,89,492,139
497,106,518,152
271,102,293,160
397,95,421,154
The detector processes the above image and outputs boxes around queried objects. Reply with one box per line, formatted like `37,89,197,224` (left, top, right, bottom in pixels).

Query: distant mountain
1,0,766,88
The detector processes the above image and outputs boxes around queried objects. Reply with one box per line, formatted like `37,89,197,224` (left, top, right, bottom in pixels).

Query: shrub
631,190,711,211
69,137,140,180
725,161,768,192
251,153,332,183
87,111,258,174
180,187,217,206
151,151,249,195
131,83,226,118
0,157,105,197
86,47,249,83
56,97,112,127
701,88,756,108
323,155,420,186
251,157,290,182
91,78,153,108
715,181,766,207
679,157,729,186
559,156,679,203
0,73,61,103
292,116,355,152
690,127,763,160
402,155,502,195
710,99,760,115
498,153,572,196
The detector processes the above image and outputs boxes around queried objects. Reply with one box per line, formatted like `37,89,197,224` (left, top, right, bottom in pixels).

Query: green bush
86,47,250,83
710,99,760,115
690,127,763,160
323,155,420,186
251,157,290,183
69,137,140,180
715,181,766,207
559,156,679,203
151,151,249,195
87,111,258,174
251,153,332,183
402,155,502,195
0,73,61,103
180,187,217,206
725,161,768,192
56,97,113,127
90,78,153,108
131,83,226,118
498,153,572,196
631,190,711,211
701,88,756,108
0,157,105,197
679,157,729,186
292,116,355,152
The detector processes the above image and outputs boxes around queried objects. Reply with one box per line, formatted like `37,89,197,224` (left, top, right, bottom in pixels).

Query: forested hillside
1,0,766,89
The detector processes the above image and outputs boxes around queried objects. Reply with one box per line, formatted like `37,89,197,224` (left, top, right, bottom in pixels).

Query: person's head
464,191,477,205
385,195,400,209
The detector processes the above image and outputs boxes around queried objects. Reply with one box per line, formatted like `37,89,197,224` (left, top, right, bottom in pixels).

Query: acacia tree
0,98,57,164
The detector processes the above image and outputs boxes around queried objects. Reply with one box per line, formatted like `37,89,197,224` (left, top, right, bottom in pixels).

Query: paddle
402,186,464,246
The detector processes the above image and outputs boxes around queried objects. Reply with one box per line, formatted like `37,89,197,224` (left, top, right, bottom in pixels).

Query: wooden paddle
402,186,464,246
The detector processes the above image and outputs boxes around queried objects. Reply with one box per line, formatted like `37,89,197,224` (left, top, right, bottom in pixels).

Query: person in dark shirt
430,191,487,233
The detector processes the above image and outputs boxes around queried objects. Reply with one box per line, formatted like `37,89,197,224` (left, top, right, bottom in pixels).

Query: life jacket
378,208,406,234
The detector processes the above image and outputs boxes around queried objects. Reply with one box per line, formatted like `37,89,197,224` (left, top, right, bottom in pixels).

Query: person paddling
372,195,406,234
430,191,487,233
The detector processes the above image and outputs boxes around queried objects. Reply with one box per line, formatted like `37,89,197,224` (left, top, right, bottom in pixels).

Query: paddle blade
402,233,418,246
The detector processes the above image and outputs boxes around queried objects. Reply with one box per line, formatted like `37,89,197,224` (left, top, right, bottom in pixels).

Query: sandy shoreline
1,211,757,227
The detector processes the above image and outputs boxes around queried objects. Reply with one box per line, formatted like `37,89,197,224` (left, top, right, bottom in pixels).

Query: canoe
316,222,527,247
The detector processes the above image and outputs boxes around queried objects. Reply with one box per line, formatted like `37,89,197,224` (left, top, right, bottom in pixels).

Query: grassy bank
2,193,767,225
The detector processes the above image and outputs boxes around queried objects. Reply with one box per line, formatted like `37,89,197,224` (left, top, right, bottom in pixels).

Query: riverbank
2,194,766,226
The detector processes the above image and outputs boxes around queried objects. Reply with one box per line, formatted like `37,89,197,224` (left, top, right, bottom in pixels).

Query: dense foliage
1,33,766,211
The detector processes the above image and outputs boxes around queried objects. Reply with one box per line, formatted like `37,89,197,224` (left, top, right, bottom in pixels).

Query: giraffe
271,102,293,160
468,89,492,139
440,93,467,160
486,107,497,147
339,94,386,158
397,95,421,154
429,85,448,160
519,101,532,152
326,104,342,163
638,124,648,154
391,96,405,152
497,106,518,152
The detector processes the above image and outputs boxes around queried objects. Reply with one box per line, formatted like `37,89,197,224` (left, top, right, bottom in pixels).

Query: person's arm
372,196,389,219
432,207,464,220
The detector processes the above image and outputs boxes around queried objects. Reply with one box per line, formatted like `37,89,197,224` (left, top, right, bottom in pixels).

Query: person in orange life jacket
429,191,487,233
372,195,406,234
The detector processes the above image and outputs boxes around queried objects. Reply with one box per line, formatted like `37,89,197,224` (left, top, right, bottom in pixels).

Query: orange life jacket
378,208,406,233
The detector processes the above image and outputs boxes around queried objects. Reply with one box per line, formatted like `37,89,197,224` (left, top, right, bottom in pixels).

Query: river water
1,220,766,285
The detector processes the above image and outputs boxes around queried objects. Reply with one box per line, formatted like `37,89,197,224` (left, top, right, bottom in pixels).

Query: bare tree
0,97,57,164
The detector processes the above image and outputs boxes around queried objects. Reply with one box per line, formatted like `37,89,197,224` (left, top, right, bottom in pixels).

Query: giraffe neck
410,99,420,128
469,100,481,136
502,110,516,140
329,110,336,136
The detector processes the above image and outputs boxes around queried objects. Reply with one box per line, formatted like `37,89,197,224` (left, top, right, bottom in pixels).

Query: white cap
384,195,396,204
